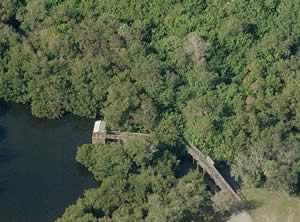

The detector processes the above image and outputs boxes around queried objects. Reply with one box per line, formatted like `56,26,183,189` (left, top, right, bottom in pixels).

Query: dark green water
0,102,96,222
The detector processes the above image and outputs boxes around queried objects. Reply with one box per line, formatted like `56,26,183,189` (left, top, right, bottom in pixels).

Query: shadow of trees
0,101,9,117
215,160,241,192
0,101,8,143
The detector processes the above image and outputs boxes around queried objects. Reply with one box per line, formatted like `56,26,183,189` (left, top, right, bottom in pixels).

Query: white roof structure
93,120,106,133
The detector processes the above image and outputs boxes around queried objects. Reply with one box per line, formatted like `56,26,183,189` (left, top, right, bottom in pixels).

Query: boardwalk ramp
185,141,246,205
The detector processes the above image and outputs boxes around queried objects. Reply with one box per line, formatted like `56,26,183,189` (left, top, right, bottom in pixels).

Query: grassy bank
243,189,300,222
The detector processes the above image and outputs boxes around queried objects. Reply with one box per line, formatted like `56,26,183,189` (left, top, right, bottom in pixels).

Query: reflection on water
0,102,96,222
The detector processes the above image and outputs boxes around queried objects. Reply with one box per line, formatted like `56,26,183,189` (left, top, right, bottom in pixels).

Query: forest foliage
56,138,219,221
1,0,300,220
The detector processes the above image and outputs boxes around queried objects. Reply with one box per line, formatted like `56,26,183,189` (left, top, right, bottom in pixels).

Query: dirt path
227,211,253,222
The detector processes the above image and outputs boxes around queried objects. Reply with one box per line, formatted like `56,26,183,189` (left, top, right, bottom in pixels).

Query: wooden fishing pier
92,120,246,206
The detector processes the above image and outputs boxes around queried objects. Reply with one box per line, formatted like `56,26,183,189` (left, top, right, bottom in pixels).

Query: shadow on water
75,162,96,178
28,113,94,132
0,101,10,117
0,101,8,142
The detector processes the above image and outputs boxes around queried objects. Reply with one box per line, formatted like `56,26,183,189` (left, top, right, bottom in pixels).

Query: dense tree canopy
1,0,300,220
56,139,219,221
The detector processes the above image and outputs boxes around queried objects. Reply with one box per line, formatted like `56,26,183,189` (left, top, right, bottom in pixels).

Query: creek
0,102,96,222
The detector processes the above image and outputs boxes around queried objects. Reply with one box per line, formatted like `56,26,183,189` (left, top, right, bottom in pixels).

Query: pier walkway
92,120,246,205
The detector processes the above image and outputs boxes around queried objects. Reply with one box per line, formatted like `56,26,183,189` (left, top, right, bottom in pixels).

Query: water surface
0,102,96,222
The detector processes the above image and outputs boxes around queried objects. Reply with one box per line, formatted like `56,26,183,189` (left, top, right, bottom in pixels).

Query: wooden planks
185,141,245,205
